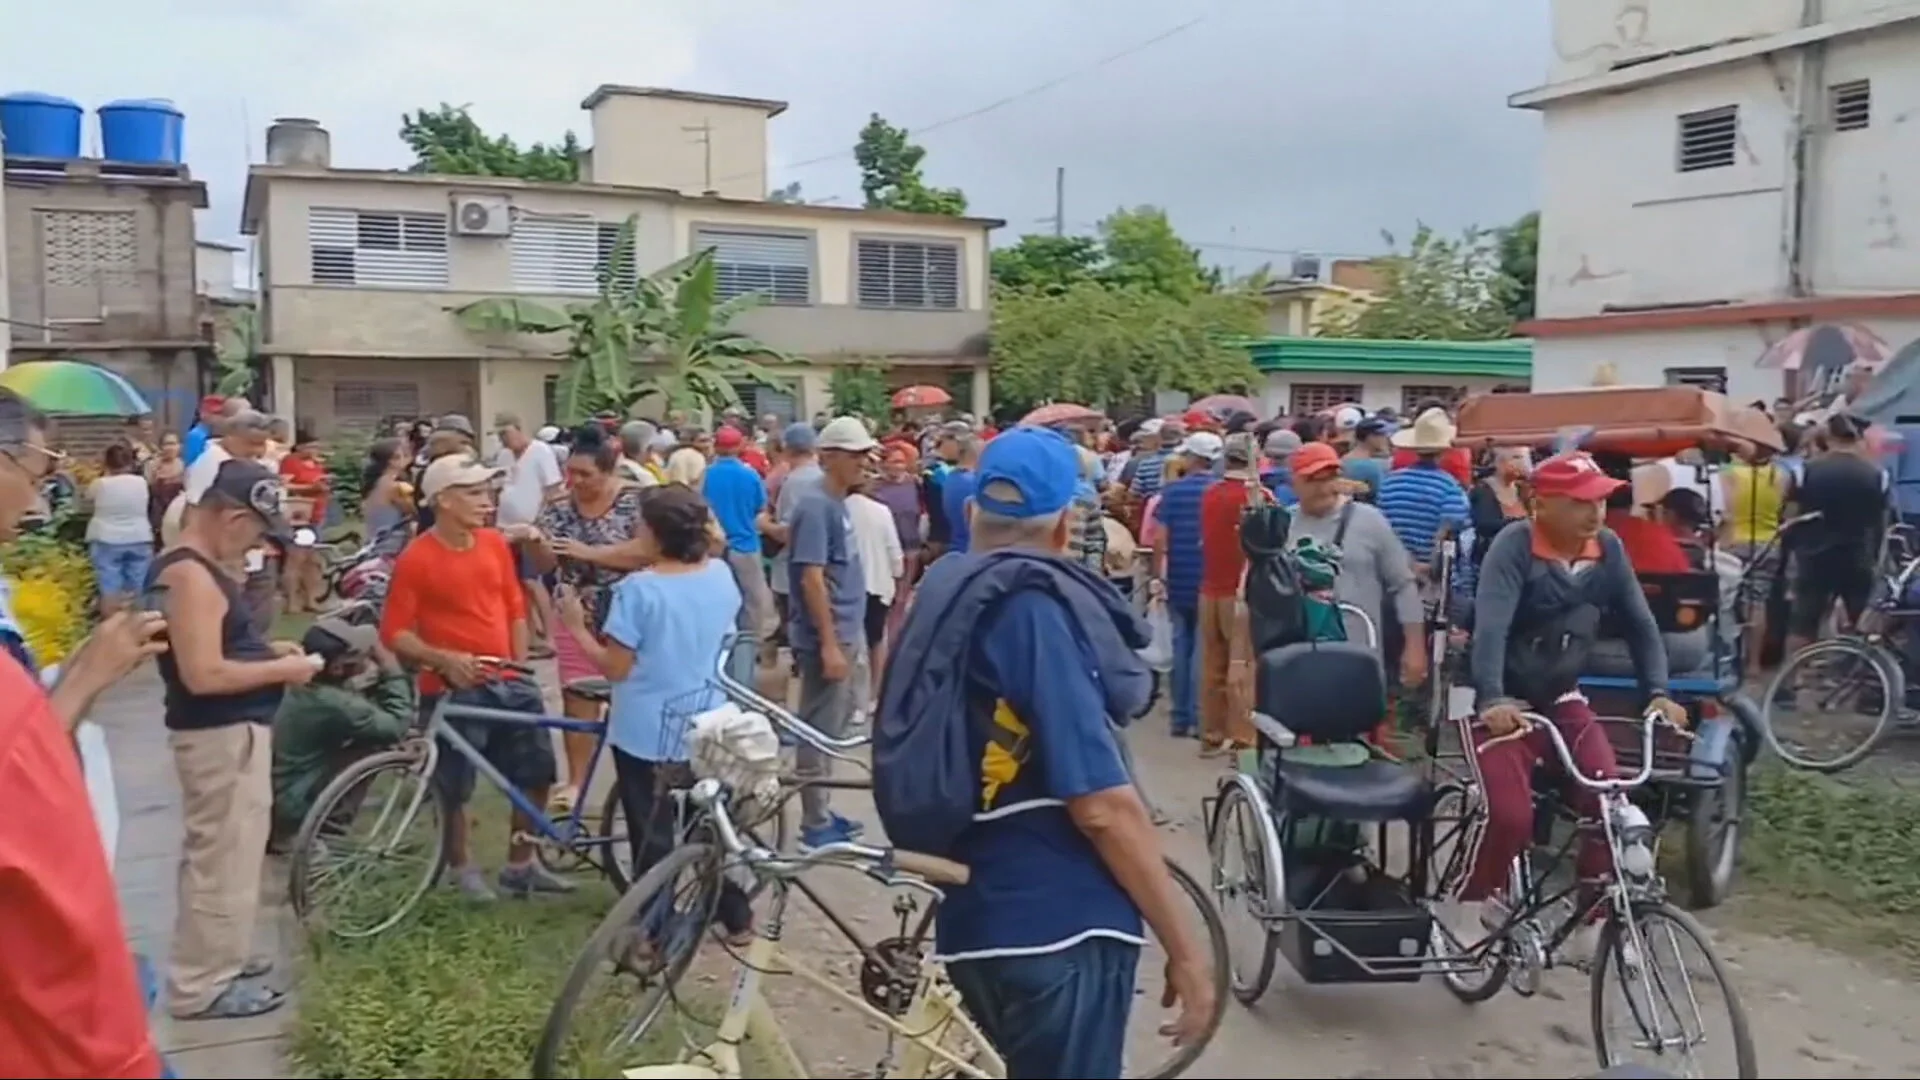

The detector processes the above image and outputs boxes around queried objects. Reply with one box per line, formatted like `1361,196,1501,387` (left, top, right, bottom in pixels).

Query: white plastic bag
1139,599,1174,673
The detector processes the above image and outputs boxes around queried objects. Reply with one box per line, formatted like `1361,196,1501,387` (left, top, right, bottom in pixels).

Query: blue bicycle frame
426,696,623,864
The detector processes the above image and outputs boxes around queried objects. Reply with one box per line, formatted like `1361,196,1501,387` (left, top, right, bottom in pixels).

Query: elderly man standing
1287,443,1426,685
616,420,663,488
175,409,279,632
494,412,564,653
704,425,774,675
762,422,821,654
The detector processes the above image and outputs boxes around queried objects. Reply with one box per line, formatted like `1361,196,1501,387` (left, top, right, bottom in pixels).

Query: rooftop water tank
0,92,83,159
98,98,184,165
266,117,330,168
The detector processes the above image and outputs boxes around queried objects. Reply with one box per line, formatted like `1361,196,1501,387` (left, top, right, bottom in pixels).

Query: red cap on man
1530,452,1626,502
714,426,745,451
199,395,224,416
1290,441,1343,479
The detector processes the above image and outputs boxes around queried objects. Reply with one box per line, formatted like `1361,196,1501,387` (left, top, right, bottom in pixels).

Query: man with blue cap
873,427,1215,1078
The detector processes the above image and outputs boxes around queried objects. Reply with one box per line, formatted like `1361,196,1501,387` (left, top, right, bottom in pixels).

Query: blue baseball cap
974,427,1080,520
782,421,817,451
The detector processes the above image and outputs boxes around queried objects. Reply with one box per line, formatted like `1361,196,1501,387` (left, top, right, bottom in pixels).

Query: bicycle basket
659,684,783,813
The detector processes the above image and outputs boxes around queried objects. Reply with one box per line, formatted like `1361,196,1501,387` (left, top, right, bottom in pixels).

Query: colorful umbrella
1192,393,1255,418
1020,403,1101,427
1756,323,1891,372
0,359,151,416
891,385,952,409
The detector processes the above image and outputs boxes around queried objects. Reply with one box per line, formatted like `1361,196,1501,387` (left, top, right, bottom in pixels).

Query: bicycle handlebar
1476,707,1686,792
470,655,538,678
689,777,969,888
713,632,872,762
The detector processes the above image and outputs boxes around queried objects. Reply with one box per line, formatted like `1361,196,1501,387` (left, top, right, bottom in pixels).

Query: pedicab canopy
1453,385,1782,456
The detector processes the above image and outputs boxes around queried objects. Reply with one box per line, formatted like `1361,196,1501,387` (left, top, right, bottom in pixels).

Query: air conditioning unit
1289,253,1322,281
452,194,512,237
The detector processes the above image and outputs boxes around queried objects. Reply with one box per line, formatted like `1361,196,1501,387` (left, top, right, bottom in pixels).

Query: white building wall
1806,28,1920,293
1258,375,1516,417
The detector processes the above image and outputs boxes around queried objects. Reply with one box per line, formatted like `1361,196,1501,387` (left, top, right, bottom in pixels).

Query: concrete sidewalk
100,668,294,1078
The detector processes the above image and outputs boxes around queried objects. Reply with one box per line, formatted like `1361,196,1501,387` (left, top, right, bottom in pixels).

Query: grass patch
1730,765,1920,970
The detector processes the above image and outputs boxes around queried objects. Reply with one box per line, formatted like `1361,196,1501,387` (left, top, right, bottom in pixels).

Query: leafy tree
989,235,1102,294
454,217,795,420
399,104,581,181
213,307,260,397
1095,206,1211,300
1316,224,1517,341
991,282,1262,412
1497,211,1540,322
853,114,968,216
767,181,805,204
828,360,893,420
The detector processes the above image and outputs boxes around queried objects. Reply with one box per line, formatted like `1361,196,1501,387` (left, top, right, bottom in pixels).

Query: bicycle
288,657,629,939
532,639,1230,1079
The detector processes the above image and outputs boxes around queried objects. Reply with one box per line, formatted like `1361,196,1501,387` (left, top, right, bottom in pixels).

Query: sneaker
499,862,578,896
799,818,858,851
829,812,866,839
448,865,497,902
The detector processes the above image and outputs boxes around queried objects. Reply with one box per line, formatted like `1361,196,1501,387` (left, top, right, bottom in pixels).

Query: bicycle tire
1683,726,1747,910
594,784,633,892
1760,637,1900,773
1588,900,1756,1078
1204,780,1278,1006
1125,858,1230,1080
289,748,447,940
1433,785,1509,1005
533,842,726,1079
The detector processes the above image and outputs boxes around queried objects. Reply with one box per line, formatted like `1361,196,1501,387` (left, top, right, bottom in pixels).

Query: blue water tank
98,98,184,165
0,92,83,158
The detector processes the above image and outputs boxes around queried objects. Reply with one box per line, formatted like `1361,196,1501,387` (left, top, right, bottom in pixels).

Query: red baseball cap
1292,441,1342,478
1531,452,1625,501
200,395,224,413
714,426,745,451
1182,408,1212,429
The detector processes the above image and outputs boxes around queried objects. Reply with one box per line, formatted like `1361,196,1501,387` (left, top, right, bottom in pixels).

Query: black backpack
1241,502,1353,653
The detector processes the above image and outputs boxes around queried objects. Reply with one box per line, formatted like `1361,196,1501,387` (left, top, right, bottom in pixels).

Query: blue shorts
91,540,153,597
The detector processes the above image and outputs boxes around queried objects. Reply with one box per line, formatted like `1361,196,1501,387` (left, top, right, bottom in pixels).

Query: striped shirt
1377,461,1470,564
1156,474,1214,610
1127,450,1170,501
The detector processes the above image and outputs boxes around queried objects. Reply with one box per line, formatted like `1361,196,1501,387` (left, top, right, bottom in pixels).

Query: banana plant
213,307,261,396
454,214,797,424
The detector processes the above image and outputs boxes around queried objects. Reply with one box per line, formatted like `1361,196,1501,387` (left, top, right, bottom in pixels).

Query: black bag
1242,503,1353,653
1504,600,1600,710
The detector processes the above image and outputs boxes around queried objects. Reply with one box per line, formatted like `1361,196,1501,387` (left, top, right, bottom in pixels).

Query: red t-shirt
1198,476,1263,598
739,445,770,477
1392,446,1473,488
1604,511,1692,574
279,453,329,521
0,658,162,1078
380,528,528,694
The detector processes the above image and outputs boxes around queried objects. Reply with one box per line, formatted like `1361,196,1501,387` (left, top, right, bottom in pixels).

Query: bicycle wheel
1683,725,1747,910
1590,900,1756,1078
1760,637,1900,772
1123,857,1230,1080
1205,778,1279,1005
533,842,727,1079
594,784,633,891
289,748,447,940
1430,784,1509,1004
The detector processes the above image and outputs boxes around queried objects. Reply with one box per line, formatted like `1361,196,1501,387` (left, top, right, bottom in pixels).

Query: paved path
101,668,293,1078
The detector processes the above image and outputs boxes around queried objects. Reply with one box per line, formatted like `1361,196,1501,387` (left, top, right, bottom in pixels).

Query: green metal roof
1244,337,1532,379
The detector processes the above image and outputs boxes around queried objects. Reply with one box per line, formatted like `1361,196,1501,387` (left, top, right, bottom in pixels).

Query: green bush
322,433,374,520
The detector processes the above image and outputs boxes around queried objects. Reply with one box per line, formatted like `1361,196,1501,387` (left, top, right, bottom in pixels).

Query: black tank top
148,547,285,730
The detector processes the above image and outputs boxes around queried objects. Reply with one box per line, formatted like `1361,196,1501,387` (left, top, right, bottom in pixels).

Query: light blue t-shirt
600,560,743,761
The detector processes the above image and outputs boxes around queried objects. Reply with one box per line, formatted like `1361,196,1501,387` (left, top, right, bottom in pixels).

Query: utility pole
684,120,714,194
1052,166,1066,236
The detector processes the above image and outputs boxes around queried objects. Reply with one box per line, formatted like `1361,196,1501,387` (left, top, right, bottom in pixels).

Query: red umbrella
891,385,952,409
1020,403,1102,427
1192,393,1255,417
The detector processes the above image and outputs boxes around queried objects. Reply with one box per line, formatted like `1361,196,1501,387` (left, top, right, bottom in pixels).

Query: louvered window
694,228,811,304
856,239,961,309
308,208,448,287
1401,385,1467,414
596,223,638,290
1290,384,1362,416
731,382,798,423
1831,79,1871,132
333,381,421,427
512,213,600,294
1676,105,1738,172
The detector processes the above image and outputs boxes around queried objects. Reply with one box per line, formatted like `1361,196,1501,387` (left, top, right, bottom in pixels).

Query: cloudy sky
8,0,1548,275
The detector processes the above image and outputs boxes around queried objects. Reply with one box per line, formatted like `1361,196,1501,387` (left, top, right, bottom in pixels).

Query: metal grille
512,213,600,294
1401,385,1466,414
1290,383,1362,415
1676,106,1738,172
855,239,961,309
308,208,449,287
333,381,421,425
732,382,797,423
1831,79,1871,132
1664,366,1727,393
40,210,138,288
694,229,811,304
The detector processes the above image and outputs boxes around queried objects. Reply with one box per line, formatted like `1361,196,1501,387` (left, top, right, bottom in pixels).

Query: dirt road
738,725,1920,1079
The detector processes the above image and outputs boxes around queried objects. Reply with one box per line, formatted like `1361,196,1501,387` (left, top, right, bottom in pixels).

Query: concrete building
3,154,209,425
240,87,1002,435
1516,0,1920,401
1247,337,1532,417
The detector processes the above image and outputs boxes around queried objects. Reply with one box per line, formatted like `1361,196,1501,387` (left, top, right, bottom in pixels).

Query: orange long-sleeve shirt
379,527,526,695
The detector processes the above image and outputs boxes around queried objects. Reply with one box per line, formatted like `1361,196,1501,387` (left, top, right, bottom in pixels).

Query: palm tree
454,215,796,423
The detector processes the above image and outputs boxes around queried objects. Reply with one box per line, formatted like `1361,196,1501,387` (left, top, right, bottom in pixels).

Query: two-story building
1516,0,1920,400
240,86,1001,435
4,154,209,426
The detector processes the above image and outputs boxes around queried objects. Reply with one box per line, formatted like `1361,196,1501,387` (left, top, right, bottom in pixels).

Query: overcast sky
7,0,1548,276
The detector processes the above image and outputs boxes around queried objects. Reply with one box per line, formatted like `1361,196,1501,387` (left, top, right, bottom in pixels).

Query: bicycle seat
1257,641,1433,822
565,677,612,702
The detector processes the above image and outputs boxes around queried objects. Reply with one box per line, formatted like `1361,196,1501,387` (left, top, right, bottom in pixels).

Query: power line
744,15,1208,189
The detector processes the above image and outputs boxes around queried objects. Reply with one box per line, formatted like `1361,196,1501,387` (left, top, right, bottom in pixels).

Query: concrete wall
1258,374,1520,417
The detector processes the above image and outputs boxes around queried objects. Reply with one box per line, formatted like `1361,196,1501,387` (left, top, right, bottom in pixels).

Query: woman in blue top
555,483,751,939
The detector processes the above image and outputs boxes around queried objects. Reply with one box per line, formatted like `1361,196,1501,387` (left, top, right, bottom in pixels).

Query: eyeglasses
1,441,66,480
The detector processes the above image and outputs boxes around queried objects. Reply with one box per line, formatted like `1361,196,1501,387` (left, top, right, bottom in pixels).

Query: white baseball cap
817,416,879,453
1180,432,1224,461
420,454,503,501
1138,418,1166,436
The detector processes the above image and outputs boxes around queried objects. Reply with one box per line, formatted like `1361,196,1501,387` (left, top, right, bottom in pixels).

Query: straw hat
1389,407,1458,452
1630,462,1673,508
